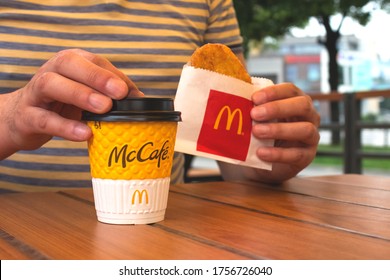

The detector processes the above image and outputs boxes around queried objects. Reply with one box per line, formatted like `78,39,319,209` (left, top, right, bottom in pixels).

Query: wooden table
0,174,389,260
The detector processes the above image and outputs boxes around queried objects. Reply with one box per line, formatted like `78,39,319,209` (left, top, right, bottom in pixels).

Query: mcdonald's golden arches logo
197,89,253,161
213,105,243,135
131,189,149,205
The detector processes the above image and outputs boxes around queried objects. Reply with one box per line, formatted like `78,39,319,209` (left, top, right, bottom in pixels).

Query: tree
233,0,390,144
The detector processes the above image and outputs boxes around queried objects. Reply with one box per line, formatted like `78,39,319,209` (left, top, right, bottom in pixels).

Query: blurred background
188,0,390,181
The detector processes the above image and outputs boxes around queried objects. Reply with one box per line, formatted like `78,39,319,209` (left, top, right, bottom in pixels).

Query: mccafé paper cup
82,97,181,224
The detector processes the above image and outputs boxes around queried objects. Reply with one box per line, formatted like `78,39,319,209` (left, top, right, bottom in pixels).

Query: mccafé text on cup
82,97,181,224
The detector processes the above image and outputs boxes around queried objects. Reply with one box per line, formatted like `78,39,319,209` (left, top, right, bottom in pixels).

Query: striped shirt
0,0,243,193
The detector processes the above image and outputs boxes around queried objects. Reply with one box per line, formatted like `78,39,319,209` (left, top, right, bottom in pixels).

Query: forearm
0,93,21,160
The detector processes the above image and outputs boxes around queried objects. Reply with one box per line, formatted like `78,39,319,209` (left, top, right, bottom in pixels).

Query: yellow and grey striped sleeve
0,0,242,192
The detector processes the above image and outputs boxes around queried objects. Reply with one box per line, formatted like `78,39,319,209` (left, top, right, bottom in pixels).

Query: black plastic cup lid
82,97,181,122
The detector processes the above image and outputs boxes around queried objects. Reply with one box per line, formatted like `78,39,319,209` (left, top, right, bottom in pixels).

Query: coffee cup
82,97,181,224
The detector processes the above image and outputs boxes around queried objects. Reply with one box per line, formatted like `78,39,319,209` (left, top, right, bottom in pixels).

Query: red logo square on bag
196,90,253,161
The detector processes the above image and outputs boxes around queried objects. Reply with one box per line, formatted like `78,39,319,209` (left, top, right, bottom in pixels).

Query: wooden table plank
279,177,390,209
2,175,389,260
0,192,248,260
303,174,390,191
0,232,34,260
161,193,390,259
170,181,390,240
175,175,390,210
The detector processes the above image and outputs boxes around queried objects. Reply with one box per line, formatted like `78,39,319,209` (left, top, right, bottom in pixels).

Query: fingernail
106,78,128,97
257,148,271,159
128,88,145,97
73,123,90,140
252,106,267,120
255,124,270,136
88,93,107,111
252,91,267,104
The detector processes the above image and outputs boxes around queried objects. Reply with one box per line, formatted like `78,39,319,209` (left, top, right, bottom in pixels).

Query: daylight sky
291,9,390,61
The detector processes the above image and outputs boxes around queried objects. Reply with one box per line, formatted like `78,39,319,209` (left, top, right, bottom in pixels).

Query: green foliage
233,0,390,139
233,0,308,54
313,144,390,170
233,0,390,53
362,113,378,121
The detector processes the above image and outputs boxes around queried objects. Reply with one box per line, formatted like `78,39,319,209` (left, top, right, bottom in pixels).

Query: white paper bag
174,65,274,170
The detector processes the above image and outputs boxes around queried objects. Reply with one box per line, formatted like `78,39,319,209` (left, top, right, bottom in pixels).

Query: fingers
252,122,320,146
5,49,145,154
256,145,317,167
251,83,320,126
252,119,320,166
27,49,144,114
251,94,319,125
50,50,128,98
69,49,142,96
23,106,92,142
29,72,114,114
252,83,303,104
37,49,143,99
254,122,319,166
250,83,321,169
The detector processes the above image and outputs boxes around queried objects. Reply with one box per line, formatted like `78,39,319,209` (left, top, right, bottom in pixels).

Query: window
307,64,320,81
286,64,298,82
